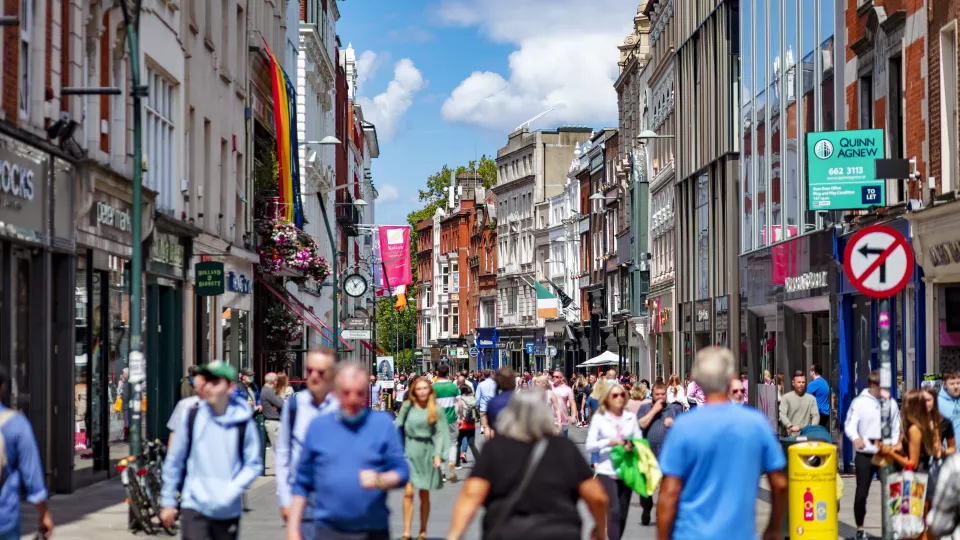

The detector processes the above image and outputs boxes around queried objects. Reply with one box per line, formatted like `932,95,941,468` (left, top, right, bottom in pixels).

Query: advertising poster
377,356,395,389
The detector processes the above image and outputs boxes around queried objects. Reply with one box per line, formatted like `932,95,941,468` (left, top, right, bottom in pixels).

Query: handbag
113,397,122,413
485,438,549,540
886,467,929,539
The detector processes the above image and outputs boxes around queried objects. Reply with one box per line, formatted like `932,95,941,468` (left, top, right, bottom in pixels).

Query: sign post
843,224,914,540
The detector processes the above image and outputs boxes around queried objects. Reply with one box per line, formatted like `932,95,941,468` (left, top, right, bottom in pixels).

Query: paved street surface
21,427,883,539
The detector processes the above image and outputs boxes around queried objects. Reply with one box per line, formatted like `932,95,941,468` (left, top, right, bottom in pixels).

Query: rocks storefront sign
0,138,48,244
929,241,960,267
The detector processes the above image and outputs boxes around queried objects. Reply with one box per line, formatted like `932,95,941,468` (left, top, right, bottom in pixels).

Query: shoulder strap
237,419,248,466
486,438,549,540
179,404,200,492
287,394,299,446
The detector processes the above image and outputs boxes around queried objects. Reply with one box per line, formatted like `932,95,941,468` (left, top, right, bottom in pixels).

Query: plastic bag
887,468,929,539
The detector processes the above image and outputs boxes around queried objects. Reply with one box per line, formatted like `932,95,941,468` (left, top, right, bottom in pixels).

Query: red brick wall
60,0,70,113
928,0,960,191
874,96,887,131
905,39,927,184
846,83,858,129
3,0,19,125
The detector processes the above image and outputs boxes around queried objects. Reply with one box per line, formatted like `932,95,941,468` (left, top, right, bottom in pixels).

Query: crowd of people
3,347,960,540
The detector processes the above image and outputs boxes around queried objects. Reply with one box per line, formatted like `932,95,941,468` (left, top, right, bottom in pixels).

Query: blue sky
334,0,639,226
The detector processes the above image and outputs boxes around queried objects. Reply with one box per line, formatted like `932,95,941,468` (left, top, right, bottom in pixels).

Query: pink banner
378,225,412,287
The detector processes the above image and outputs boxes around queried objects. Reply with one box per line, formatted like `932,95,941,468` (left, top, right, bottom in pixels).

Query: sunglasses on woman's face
610,392,625,398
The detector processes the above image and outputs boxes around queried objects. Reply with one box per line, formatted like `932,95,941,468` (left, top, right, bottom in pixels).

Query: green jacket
610,438,663,497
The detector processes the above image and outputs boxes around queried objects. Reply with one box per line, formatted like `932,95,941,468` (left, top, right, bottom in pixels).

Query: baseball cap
198,361,238,382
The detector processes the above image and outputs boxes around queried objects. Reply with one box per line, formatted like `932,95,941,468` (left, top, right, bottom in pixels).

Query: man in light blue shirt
0,367,52,540
275,348,339,538
475,369,497,433
657,347,786,540
807,363,831,427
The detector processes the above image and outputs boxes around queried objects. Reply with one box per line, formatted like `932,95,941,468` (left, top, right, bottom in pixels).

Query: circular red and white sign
843,224,913,299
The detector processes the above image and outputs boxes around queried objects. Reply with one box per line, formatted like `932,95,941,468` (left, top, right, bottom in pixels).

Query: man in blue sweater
287,362,409,540
160,361,263,539
807,363,831,427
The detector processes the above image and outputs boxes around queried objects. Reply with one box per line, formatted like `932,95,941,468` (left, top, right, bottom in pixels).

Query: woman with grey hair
446,390,608,540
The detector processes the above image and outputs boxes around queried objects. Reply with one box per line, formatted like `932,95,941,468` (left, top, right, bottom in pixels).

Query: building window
859,75,873,129
441,305,449,334
696,174,709,300
146,68,176,214
19,0,33,120
452,305,459,335
451,261,459,292
941,24,959,193
440,263,449,294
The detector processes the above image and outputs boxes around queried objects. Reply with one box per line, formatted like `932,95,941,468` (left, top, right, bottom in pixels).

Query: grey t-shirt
166,396,201,432
638,401,681,456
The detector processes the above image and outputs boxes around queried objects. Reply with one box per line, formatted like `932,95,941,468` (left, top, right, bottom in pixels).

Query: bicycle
118,439,176,536
118,455,157,534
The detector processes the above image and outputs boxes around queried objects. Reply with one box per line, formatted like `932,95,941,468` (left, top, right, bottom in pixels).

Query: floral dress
396,402,450,490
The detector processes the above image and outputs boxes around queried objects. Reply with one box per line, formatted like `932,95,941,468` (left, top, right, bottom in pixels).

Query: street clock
343,273,368,298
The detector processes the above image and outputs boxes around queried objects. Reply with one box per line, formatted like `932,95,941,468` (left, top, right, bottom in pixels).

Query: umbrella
579,350,621,367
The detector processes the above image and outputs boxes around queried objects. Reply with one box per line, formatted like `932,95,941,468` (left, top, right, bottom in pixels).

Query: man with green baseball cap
160,359,262,537
197,360,238,383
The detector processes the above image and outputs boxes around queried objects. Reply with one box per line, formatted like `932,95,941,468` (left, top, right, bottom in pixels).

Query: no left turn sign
843,224,914,299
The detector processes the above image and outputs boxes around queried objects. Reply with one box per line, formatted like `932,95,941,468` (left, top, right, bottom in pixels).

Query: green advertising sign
195,261,225,296
806,129,886,210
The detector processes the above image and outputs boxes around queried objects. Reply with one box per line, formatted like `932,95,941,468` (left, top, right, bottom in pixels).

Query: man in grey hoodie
160,361,263,539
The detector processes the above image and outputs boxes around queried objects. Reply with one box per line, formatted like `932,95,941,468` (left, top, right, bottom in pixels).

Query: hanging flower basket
257,219,330,282
265,302,304,345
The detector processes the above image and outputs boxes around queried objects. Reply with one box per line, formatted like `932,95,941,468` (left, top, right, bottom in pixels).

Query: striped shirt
637,401,682,456
433,379,460,425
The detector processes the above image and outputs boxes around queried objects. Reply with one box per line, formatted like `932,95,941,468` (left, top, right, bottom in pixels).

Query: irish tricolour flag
536,281,559,319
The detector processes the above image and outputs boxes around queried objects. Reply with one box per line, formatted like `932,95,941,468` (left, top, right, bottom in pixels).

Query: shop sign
0,142,48,244
929,241,960,267
694,300,711,332
227,271,251,294
151,234,184,267
95,201,131,232
806,129,885,210
495,341,513,350
195,261,225,296
477,328,498,348
784,271,829,293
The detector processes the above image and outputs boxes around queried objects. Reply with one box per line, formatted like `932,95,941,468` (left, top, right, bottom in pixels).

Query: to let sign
195,261,225,296
807,129,886,210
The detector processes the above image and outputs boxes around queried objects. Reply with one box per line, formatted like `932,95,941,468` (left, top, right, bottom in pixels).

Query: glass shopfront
74,251,143,478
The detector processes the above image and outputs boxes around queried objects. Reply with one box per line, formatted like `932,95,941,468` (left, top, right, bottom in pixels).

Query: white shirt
667,385,688,409
844,388,901,455
585,410,642,477
275,390,340,510
166,396,201,432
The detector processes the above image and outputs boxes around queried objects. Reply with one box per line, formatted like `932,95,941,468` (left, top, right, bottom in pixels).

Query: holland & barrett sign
195,261,225,296
806,129,885,211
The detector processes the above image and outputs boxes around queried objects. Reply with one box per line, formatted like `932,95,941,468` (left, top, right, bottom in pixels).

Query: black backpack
178,405,248,492
464,400,480,424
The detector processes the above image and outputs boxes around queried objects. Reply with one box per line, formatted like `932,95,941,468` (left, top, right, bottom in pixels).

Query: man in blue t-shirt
657,347,787,540
806,363,831,427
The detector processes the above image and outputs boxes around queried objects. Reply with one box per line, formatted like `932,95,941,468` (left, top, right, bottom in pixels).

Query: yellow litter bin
788,442,838,539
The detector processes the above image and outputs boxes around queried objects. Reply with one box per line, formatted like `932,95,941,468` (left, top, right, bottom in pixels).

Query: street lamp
589,193,619,201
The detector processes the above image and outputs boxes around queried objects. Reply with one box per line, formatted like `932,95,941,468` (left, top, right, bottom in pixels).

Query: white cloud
377,183,400,202
438,0,636,131
357,58,426,140
355,50,381,94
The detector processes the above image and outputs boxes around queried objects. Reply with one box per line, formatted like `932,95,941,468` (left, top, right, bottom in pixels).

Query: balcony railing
336,194,361,236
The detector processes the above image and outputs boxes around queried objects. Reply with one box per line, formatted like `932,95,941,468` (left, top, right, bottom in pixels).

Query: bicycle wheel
145,470,176,536
125,474,156,534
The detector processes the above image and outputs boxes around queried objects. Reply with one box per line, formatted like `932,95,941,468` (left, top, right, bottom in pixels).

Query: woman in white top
533,375,563,426
585,383,641,540
666,374,689,410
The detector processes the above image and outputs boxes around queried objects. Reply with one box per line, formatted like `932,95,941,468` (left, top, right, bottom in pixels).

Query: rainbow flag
264,39,303,228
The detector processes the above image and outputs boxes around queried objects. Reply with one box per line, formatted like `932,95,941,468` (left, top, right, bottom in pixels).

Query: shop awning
256,277,355,352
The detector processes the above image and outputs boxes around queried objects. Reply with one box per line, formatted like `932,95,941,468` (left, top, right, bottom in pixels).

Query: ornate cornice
650,0,673,47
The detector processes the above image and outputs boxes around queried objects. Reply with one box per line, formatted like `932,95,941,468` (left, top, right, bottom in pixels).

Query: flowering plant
265,302,303,345
257,219,330,282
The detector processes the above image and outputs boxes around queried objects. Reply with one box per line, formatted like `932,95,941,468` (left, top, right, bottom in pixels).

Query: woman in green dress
396,376,450,540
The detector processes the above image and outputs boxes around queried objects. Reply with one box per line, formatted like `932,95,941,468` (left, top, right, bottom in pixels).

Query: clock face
343,274,367,297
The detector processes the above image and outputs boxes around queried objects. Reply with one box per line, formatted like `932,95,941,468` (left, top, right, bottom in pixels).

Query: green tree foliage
375,295,416,357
